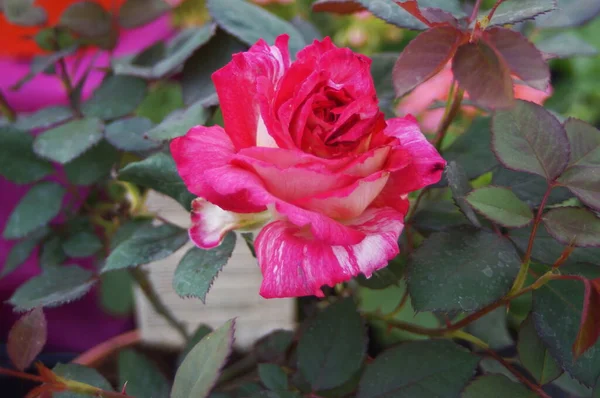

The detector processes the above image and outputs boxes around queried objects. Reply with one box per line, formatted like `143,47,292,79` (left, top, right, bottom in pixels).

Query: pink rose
171,36,445,298
397,63,553,132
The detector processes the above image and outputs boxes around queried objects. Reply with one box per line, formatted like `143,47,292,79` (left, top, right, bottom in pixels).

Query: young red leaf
312,0,365,14
396,1,459,27
484,27,550,91
393,26,462,97
7,308,48,371
452,42,514,109
573,278,600,358
7,308,47,371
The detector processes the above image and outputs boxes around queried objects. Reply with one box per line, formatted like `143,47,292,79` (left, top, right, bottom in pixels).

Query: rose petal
213,35,290,149
256,207,404,298
189,198,270,248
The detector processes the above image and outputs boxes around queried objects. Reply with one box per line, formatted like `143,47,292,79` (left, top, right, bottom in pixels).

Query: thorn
121,381,128,394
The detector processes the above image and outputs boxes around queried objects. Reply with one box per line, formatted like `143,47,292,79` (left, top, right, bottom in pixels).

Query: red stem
0,367,46,383
469,0,484,22
523,184,554,265
486,0,507,22
485,350,551,398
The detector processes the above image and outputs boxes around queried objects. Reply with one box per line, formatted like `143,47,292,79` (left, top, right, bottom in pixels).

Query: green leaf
536,33,598,59
518,315,562,384
105,117,160,152
53,363,114,398
3,0,46,26
59,1,111,38
178,324,213,365
118,152,195,210
453,41,514,109
408,229,521,312
255,330,294,362
0,127,53,184
557,119,600,210
39,235,66,269
466,186,533,228
357,340,479,398
412,200,469,233
3,182,65,239
82,75,147,120
259,364,288,392
110,218,154,250
181,29,247,105
369,53,396,117
103,224,188,271
9,265,95,311
492,100,569,181
145,100,211,141
533,278,600,386
173,233,236,303
64,140,119,185
466,307,513,350
487,0,556,26
446,161,481,227
536,0,600,28
443,117,498,181
113,25,216,80
543,207,600,247
33,117,104,164
136,82,184,124
100,269,134,316
355,256,405,290
13,106,73,131
118,0,170,28
207,0,306,56
62,231,103,258
492,167,572,207
118,349,170,398
172,319,235,398
297,298,366,391
2,227,50,278
462,374,536,398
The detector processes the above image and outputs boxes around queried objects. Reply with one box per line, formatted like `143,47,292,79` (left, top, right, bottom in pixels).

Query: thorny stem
0,90,17,122
484,351,551,398
130,267,190,341
434,85,465,151
510,184,554,294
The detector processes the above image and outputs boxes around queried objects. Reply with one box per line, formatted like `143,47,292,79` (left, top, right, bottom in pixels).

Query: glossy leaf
492,100,569,181
105,117,160,152
487,0,556,26
173,233,236,303
118,152,195,210
536,33,598,59
7,308,47,371
357,340,479,398
408,229,521,312
64,140,119,185
533,278,600,386
103,224,188,271
0,127,53,184
33,117,104,164
2,227,50,278
259,364,288,392
492,167,572,207
392,26,460,97
543,207,600,247
59,1,111,37
207,0,305,56
118,349,170,398
9,265,95,311
557,119,600,210
453,42,514,109
53,363,114,398
518,315,562,384
118,0,169,28
462,374,536,398
3,0,46,26
171,319,235,398
82,76,147,120
113,25,216,80
536,0,600,28
484,27,550,91
466,186,533,228
3,182,65,239
145,100,211,141
297,298,366,391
